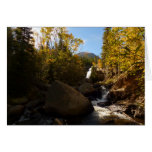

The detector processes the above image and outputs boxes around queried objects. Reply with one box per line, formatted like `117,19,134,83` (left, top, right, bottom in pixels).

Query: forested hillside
7,27,145,125
99,27,145,123
101,27,144,93
77,52,99,70
77,52,97,58
7,27,89,98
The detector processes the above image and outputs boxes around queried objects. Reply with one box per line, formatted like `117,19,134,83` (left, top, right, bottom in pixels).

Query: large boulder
44,80,94,117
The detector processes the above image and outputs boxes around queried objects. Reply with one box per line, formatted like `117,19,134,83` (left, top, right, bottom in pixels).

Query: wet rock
107,104,126,113
44,80,94,117
80,106,140,125
97,101,111,107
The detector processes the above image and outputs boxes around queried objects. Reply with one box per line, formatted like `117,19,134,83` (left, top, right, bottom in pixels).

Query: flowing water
15,67,136,125
86,67,92,79
86,66,109,106
91,85,109,106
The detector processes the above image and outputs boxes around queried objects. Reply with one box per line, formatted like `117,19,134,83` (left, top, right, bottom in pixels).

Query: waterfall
91,86,109,106
86,67,92,79
100,86,109,102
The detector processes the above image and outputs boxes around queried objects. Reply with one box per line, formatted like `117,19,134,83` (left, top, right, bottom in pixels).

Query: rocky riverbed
7,79,143,125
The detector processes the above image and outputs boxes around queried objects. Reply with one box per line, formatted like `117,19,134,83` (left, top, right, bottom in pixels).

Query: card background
0,1,152,152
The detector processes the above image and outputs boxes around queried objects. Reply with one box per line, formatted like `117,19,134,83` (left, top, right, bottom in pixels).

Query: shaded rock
26,100,44,110
79,82,102,100
97,101,111,107
35,82,51,91
16,109,54,125
79,82,96,95
7,105,24,124
27,87,40,100
107,88,127,103
44,80,94,117
28,86,47,102
125,103,145,120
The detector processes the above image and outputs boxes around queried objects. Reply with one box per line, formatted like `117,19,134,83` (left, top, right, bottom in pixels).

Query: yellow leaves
92,62,96,66
97,59,102,68
101,27,145,88
73,54,79,58
48,58,56,63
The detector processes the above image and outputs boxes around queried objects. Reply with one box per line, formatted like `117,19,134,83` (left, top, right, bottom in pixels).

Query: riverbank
7,77,143,125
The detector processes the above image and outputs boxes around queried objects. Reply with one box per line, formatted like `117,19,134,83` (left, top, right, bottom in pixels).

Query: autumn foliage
101,27,145,92
7,27,85,97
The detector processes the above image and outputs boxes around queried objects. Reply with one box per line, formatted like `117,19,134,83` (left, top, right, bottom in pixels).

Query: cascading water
85,66,109,106
91,86,109,106
100,86,109,102
86,67,92,79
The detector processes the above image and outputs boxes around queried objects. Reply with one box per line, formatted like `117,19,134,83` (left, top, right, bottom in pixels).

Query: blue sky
68,27,105,57
32,27,105,57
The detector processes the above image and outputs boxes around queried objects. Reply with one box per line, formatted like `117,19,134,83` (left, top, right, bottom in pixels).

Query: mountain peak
77,52,97,58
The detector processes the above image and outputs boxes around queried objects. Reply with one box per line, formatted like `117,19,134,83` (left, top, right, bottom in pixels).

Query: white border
1,0,152,152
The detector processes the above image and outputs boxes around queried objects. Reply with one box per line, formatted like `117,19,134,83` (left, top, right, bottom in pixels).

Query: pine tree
8,27,36,97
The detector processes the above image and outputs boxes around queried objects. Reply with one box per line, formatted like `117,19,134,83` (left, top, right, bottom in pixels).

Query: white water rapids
91,86,109,106
83,68,135,124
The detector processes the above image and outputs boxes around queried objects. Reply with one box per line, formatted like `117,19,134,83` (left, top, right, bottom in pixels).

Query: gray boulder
44,80,94,117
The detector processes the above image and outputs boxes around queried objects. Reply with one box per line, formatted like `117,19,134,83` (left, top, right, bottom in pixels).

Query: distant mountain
77,52,98,58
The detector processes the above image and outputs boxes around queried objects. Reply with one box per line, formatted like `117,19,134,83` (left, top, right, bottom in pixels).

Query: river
14,68,138,125
80,67,139,125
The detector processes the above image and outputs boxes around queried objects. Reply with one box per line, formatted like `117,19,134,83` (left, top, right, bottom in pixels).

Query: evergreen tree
7,27,36,97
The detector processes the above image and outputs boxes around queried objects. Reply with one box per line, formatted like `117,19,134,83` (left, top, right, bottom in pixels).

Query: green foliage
79,56,98,71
